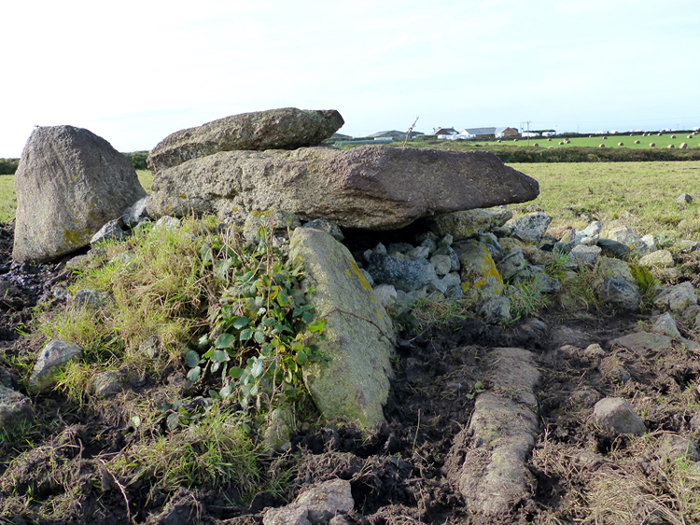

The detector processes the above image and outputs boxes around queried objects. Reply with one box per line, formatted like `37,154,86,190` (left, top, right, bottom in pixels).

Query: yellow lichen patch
462,282,471,291
179,193,187,199
63,227,91,247
347,258,372,291
87,211,101,223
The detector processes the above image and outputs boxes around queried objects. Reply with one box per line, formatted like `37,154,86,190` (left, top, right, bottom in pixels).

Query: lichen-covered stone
289,228,395,427
453,240,504,302
639,249,674,268
505,212,553,242
148,108,345,173
426,207,513,241
28,340,83,394
13,126,146,262
596,276,641,311
146,146,539,230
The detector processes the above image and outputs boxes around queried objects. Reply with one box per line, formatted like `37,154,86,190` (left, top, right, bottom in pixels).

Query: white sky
2,0,699,157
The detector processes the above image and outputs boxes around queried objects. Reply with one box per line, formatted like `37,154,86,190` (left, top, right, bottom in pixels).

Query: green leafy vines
186,221,328,411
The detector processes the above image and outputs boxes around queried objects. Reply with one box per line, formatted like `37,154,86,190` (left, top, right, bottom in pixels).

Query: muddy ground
2,221,700,525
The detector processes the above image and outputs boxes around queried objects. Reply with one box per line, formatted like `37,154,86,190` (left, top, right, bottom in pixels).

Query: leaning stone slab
289,227,395,427
28,340,83,394
148,107,345,173
445,348,540,516
13,125,147,263
146,146,539,230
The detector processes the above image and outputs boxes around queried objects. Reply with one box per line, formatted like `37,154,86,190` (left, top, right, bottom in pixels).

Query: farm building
462,127,518,138
368,130,425,141
434,127,459,139
367,130,406,141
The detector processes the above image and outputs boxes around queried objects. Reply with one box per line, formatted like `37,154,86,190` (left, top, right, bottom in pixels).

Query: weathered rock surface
13,125,147,262
0,384,33,428
289,227,395,427
592,397,647,436
453,240,504,302
426,207,513,241
263,479,353,525
28,340,83,395
445,348,540,516
505,212,552,242
596,276,641,311
146,146,539,230
148,108,345,173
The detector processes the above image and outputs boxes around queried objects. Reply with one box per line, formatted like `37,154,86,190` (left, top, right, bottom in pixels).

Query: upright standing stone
289,227,395,427
13,126,147,262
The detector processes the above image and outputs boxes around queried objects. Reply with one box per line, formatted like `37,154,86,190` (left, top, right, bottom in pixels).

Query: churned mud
2,220,700,525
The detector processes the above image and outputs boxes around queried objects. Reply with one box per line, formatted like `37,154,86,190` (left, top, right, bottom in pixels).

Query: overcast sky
2,0,699,157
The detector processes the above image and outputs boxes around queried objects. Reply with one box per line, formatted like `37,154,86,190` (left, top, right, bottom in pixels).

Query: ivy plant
186,221,328,411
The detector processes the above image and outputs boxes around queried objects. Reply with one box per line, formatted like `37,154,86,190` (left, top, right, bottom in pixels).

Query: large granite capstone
146,146,539,230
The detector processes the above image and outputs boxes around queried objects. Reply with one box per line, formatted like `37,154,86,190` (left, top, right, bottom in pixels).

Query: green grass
409,132,700,150
493,133,697,150
507,160,700,240
137,169,153,193
0,175,16,222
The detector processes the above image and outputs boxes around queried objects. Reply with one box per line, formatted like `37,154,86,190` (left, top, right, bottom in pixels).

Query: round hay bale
603,136,608,140
668,144,675,149
513,139,518,142
497,139,502,143
650,143,656,147
548,138,552,141
565,139,571,144
658,132,663,136
671,134,677,139
634,140,640,144
558,141,564,145
599,144,606,148
680,143,688,149
688,135,693,139
618,142,624,146
533,143,539,147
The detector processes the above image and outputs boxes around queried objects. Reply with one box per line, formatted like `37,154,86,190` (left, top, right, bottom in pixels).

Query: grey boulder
148,107,344,173
13,126,146,262
146,146,539,230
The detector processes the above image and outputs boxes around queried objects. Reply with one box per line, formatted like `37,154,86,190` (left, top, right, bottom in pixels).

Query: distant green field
501,132,699,150
508,160,700,240
414,132,700,151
